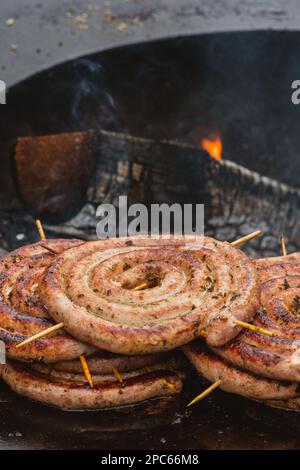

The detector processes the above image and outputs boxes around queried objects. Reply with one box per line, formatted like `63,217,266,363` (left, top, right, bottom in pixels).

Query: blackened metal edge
1,0,300,88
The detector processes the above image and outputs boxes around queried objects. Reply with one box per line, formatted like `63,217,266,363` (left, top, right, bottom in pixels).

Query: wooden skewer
280,235,287,256
80,355,93,388
200,322,273,339
132,282,149,291
187,379,222,407
40,244,59,255
15,322,65,348
230,230,262,247
165,380,177,392
35,219,46,240
234,319,274,337
113,367,123,384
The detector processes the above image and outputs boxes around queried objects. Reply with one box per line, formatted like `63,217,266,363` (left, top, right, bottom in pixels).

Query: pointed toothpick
280,235,287,256
40,244,59,255
80,355,93,388
15,322,65,348
35,219,46,240
234,319,274,337
113,367,123,384
230,230,262,247
199,330,208,338
132,282,149,291
187,379,222,407
200,322,273,340
165,380,177,392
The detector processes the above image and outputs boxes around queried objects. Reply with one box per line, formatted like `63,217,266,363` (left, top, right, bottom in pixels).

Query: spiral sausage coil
40,236,259,354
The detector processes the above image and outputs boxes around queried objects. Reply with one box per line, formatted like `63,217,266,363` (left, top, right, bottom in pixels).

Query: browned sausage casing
0,355,184,410
183,341,300,401
53,350,166,374
211,253,300,382
0,239,94,363
40,236,259,354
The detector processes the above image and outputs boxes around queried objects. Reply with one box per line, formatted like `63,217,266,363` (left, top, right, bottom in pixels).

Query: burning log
9,129,300,257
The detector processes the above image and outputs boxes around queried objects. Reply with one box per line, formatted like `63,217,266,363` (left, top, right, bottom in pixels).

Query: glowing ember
200,135,222,160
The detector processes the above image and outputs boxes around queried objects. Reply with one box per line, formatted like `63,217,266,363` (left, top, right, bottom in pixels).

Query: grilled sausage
0,239,94,362
259,397,300,411
210,254,300,382
39,235,259,354
53,350,166,374
0,355,184,410
183,341,300,401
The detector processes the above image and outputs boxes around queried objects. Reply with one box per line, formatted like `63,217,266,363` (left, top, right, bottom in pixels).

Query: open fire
200,135,222,160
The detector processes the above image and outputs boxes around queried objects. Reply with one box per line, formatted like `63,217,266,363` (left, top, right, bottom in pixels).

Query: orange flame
200,135,222,160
